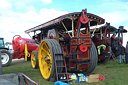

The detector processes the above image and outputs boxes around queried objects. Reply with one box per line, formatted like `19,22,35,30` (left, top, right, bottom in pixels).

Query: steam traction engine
25,9,105,82
91,23,117,63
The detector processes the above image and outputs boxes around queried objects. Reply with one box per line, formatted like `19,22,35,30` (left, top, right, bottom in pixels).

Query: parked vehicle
25,9,105,82
12,35,38,61
91,24,127,62
0,38,12,67
91,23,117,63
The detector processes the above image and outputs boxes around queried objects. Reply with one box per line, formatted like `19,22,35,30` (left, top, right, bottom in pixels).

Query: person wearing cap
118,42,125,64
125,41,128,64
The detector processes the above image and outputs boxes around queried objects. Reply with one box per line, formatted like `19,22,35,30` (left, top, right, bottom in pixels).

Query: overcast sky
0,0,128,46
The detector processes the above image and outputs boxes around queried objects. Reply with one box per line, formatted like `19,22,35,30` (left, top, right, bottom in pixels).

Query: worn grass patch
2,59,128,85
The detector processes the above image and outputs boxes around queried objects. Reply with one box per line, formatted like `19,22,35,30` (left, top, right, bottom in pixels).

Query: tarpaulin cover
0,73,39,85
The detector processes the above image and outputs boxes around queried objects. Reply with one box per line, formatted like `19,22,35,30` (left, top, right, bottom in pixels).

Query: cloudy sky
0,0,128,46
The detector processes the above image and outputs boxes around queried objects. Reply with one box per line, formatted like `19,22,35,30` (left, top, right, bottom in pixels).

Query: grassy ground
2,59,128,85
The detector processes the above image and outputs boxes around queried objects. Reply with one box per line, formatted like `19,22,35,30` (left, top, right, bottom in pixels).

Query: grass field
2,59,128,85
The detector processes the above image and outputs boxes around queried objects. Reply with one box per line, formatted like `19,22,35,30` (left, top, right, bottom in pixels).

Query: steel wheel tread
51,39,63,77
38,39,63,80
84,41,98,74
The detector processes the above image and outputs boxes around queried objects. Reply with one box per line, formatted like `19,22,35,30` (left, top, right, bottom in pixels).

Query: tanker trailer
12,35,38,61
25,9,105,82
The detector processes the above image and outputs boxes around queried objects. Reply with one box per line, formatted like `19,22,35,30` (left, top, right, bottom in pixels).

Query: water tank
12,35,38,53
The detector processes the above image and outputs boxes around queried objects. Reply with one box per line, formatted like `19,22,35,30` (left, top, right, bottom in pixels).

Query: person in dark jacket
111,34,115,48
125,41,128,64
118,43,125,64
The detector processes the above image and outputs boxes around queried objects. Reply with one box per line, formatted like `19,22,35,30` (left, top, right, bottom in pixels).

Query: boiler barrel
12,35,38,53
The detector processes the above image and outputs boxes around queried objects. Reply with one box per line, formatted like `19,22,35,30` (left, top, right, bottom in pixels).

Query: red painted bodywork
12,35,38,59
62,14,92,72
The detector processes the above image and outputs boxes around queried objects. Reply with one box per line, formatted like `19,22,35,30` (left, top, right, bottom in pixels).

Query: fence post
0,51,2,75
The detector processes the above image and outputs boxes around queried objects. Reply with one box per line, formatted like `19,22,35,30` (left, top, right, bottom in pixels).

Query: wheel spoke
41,47,51,63
32,59,35,62
32,59,35,64
44,66,50,73
42,48,47,53
33,61,35,65
42,62,47,67
42,47,51,55
49,61,52,65
32,57,35,61
44,43,49,50
45,65,52,77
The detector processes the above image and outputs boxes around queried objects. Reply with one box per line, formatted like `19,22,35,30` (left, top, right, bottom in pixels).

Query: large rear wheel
84,41,98,74
38,39,63,80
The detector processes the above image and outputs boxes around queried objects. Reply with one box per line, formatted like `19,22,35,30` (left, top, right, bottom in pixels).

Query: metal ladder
53,52,69,83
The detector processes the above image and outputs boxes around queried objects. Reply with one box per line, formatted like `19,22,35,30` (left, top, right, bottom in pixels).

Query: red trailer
12,35,38,61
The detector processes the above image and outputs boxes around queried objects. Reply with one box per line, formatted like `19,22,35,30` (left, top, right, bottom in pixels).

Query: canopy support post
61,22,72,38
72,17,74,37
